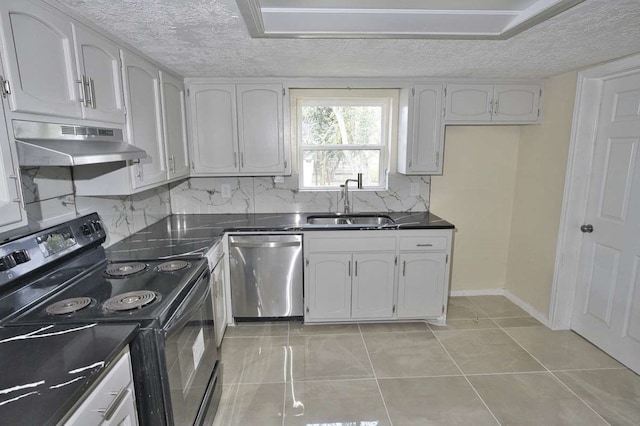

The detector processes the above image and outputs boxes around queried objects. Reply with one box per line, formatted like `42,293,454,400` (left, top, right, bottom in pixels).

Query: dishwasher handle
229,240,301,249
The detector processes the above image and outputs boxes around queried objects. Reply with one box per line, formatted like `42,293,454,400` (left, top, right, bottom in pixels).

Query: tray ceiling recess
236,0,586,39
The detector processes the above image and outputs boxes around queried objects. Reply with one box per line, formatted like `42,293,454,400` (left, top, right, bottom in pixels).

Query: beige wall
505,71,578,317
430,126,521,292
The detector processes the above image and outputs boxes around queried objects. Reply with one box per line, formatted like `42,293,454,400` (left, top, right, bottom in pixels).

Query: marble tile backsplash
170,173,430,214
21,167,171,246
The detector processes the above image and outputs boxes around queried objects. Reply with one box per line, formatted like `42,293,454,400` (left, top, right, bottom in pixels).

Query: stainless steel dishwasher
228,234,303,320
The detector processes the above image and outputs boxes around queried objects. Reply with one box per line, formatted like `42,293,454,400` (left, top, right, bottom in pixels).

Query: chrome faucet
341,173,363,214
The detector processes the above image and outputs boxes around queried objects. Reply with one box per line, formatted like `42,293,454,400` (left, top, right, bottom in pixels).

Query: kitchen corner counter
0,323,138,425
106,212,454,261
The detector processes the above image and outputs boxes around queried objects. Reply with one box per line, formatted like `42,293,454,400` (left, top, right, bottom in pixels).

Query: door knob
580,224,594,233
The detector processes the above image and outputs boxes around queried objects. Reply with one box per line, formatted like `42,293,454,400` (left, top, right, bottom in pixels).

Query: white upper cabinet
445,83,542,123
121,50,166,190
0,91,26,234
189,84,238,175
0,0,81,118
72,23,125,124
160,71,189,180
236,84,285,174
188,83,288,176
398,84,445,175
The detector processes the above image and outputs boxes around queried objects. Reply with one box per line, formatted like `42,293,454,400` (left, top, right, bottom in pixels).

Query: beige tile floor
212,296,640,426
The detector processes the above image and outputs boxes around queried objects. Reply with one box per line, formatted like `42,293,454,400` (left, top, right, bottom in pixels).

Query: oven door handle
163,270,211,334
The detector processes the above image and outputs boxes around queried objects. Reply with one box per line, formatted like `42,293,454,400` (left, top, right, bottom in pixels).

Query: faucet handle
356,173,363,189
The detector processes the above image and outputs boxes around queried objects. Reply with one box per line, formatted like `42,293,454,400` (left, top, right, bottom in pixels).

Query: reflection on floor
212,296,640,426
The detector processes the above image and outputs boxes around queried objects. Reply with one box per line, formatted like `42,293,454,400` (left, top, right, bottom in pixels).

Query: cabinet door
160,71,189,180
72,23,125,123
212,258,227,347
398,253,446,318
121,50,166,189
351,253,396,319
493,84,541,122
0,98,26,233
0,0,81,118
307,253,351,320
445,84,493,122
188,84,239,175
237,84,285,174
407,84,444,174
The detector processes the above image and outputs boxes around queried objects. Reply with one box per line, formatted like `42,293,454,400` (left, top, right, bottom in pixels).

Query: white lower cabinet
63,347,138,426
398,253,447,318
304,230,452,324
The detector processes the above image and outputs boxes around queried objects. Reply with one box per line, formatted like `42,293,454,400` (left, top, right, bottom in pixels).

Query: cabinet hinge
187,88,190,96
539,88,542,97
394,256,398,266
444,87,447,97
118,58,123,69
537,108,541,118
0,77,11,98
282,88,285,96
408,159,412,168
446,254,449,263
305,258,309,267
411,87,415,96
306,306,309,314
392,304,396,314
442,305,445,314
284,160,288,169
191,161,195,170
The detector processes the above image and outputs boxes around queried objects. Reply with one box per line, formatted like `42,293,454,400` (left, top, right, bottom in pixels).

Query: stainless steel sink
307,215,395,226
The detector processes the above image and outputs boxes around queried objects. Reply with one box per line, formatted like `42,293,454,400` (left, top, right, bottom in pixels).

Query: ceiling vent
236,0,585,39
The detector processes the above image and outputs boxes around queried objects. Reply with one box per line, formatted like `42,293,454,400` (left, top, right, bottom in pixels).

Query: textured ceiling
56,0,640,79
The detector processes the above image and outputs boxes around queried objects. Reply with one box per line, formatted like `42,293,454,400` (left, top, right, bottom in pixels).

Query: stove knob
12,250,30,265
91,220,103,232
80,223,92,236
0,255,17,271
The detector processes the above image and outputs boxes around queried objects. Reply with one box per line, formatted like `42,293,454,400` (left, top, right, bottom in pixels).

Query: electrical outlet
410,183,421,197
220,184,231,198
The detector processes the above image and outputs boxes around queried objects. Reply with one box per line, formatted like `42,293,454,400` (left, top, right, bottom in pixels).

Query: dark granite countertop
0,323,138,425
107,212,454,261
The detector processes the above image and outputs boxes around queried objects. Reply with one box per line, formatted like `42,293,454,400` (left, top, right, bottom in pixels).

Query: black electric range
0,213,222,426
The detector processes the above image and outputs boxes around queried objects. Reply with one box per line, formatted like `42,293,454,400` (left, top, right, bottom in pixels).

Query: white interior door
571,71,640,374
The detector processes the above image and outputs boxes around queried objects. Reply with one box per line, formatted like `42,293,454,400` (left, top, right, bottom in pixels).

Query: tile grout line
429,329,503,426
496,323,613,425
282,322,290,426
357,322,394,426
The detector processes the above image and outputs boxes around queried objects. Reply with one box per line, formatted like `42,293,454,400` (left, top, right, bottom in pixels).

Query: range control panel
0,213,106,287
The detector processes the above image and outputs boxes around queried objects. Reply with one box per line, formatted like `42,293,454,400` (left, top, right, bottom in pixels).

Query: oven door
161,269,219,425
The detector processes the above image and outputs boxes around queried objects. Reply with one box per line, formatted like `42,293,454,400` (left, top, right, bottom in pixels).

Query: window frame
293,89,396,191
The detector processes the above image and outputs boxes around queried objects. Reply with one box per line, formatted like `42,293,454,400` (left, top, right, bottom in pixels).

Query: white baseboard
450,288,504,297
449,288,550,327
503,289,550,327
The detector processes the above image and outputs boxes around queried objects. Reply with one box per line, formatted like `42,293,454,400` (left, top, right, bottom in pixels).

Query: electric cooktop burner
105,262,147,278
157,260,190,272
45,297,93,315
104,291,157,311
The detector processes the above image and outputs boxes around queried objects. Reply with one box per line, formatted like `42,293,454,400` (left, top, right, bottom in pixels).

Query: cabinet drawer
64,348,133,425
399,236,447,251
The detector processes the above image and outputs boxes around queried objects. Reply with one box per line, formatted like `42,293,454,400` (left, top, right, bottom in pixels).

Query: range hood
13,120,147,166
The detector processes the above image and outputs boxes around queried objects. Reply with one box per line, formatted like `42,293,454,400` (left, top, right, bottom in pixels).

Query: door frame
549,53,640,330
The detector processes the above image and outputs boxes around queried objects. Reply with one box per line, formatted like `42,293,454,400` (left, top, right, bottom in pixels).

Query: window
293,89,396,190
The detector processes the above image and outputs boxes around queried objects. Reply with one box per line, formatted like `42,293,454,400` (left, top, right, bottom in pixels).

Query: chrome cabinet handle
99,388,129,420
76,76,88,106
402,261,406,277
240,152,245,168
8,169,24,209
87,78,96,109
416,243,433,247
489,100,494,116
348,260,351,277
355,261,358,277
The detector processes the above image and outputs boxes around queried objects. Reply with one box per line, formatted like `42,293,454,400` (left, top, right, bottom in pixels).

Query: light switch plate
220,184,231,198
410,183,421,197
